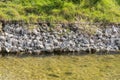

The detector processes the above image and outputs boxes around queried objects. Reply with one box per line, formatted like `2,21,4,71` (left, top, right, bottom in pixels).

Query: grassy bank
0,0,120,23
0,54,120,80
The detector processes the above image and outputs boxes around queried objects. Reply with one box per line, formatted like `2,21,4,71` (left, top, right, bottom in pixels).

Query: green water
0,54,120,80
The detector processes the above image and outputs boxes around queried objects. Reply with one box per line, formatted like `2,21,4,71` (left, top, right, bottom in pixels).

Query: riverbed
0,54,120,80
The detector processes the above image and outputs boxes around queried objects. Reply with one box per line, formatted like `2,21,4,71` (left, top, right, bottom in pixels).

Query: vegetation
0,54,120,80
0,0,120,23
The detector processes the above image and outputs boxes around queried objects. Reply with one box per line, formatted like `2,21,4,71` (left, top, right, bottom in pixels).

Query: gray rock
115,38,120,49
0,36,6,41
0,23,120,54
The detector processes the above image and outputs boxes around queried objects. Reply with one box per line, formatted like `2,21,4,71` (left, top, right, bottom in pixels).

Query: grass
0,0,120,23
0,54,120,80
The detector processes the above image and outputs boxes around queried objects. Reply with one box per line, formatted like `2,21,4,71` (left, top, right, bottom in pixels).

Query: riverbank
0,23,120,56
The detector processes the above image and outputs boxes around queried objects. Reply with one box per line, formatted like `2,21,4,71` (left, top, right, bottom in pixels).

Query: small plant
0,0,120,23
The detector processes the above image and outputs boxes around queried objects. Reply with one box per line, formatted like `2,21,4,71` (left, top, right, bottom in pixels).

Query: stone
112,25,118,33
33,29,39,35
0,23,119,54
0,36,6,41
18,47,24,51
15,27,21,33
82,38,89,44
115,38,120,49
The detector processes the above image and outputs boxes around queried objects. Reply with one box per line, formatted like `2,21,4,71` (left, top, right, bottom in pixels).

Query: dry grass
0,54,120,80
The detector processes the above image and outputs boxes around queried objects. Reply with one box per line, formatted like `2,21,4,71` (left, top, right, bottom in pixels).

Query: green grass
0,0,120,23
0,54,120,80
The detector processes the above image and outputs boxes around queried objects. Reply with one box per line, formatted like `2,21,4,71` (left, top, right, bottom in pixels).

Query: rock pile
0,23,120,55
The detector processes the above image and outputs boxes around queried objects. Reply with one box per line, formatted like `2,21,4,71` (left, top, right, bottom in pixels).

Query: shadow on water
0,51,120,58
